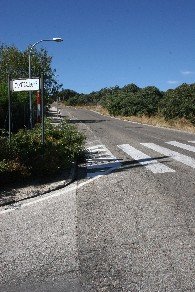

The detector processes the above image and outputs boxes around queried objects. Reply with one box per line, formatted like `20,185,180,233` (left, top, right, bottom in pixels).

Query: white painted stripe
1,165,117,214
87,144,121,178
86,145,105,150
166,141,195,153
87,166,116,178
142,143,195,169
118,144,175,174
188,141,195,144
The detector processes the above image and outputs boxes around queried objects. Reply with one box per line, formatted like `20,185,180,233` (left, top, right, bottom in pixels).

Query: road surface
0,107,195,291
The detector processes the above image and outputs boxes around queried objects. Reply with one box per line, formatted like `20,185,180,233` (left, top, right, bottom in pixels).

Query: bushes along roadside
0,119,85,185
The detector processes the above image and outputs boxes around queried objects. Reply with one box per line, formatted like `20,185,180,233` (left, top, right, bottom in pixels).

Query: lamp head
52,37,63,42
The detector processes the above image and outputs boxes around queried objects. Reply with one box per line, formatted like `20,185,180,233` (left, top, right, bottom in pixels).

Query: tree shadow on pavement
67,119,107,124
76,156,170,181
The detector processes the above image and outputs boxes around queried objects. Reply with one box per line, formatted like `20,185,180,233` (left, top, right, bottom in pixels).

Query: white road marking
142,143,195,169
1,144,121,214
86,144,105,151
49,106,57,112
118,144,175,173
166,141,195,152
2,140,194,214
0,164,119,215
86,145,121,178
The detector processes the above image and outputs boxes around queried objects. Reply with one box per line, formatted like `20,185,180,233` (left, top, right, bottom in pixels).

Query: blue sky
0,0,195,93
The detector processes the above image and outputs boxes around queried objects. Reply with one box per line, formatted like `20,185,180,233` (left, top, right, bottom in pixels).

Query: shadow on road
76,155,170,181
67,119,108,124
116,155,170,172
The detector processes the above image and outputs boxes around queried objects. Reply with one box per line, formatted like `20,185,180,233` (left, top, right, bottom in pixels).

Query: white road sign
11,78,40,92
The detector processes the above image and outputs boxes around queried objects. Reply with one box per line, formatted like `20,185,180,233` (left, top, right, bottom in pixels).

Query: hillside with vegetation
58,83,195,129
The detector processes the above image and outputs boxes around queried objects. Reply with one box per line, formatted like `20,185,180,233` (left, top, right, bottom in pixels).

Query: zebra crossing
86,140,195,177
118,144,175,174
86,145,121,178
165,141,195,152
141,142,195,169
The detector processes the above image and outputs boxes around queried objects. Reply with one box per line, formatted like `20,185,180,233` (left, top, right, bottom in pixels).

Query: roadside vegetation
0,44,85,186
58,83,195,133
0,120,85,185
1,42,195,185
0,43,61,131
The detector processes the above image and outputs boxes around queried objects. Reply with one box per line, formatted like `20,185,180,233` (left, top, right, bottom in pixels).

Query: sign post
8,75,11,143
41,73,45,146
36,91,41,123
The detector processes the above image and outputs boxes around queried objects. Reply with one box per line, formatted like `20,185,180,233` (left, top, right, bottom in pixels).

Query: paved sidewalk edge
0,162,77,207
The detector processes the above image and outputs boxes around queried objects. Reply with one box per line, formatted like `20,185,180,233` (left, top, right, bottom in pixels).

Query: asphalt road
0,107,195,291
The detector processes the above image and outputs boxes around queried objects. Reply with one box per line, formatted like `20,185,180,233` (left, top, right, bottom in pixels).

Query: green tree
57,89,78,101
122,83,140,94
161,83,195,123
0,43,62,130
103,85,163,117
135,86,163,116
0,43,62,95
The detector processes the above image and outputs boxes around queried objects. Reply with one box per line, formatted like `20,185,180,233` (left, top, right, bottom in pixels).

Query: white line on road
118,144,175,174
86,145,121,178
0,171,110,214
86,144,106,151
166,141,195,152
0,166,119,214
141,143,195,169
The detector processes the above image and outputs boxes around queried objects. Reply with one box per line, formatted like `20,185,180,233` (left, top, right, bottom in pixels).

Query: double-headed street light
28,37,63,129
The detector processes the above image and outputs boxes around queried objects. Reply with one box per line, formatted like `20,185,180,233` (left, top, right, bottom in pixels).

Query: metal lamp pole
28,37,63,129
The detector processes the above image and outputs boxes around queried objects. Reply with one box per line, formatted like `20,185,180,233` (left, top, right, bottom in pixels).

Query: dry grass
121,115,195,133
75,105,195,134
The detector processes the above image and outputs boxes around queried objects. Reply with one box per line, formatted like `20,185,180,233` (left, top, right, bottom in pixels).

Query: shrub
160,83,195,124
0,120,85,184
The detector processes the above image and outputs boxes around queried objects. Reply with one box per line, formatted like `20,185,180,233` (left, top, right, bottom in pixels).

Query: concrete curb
0,161,77,207
0,105,78,207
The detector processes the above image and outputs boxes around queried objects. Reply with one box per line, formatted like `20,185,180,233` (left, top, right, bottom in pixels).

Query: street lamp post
28,37,63,129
